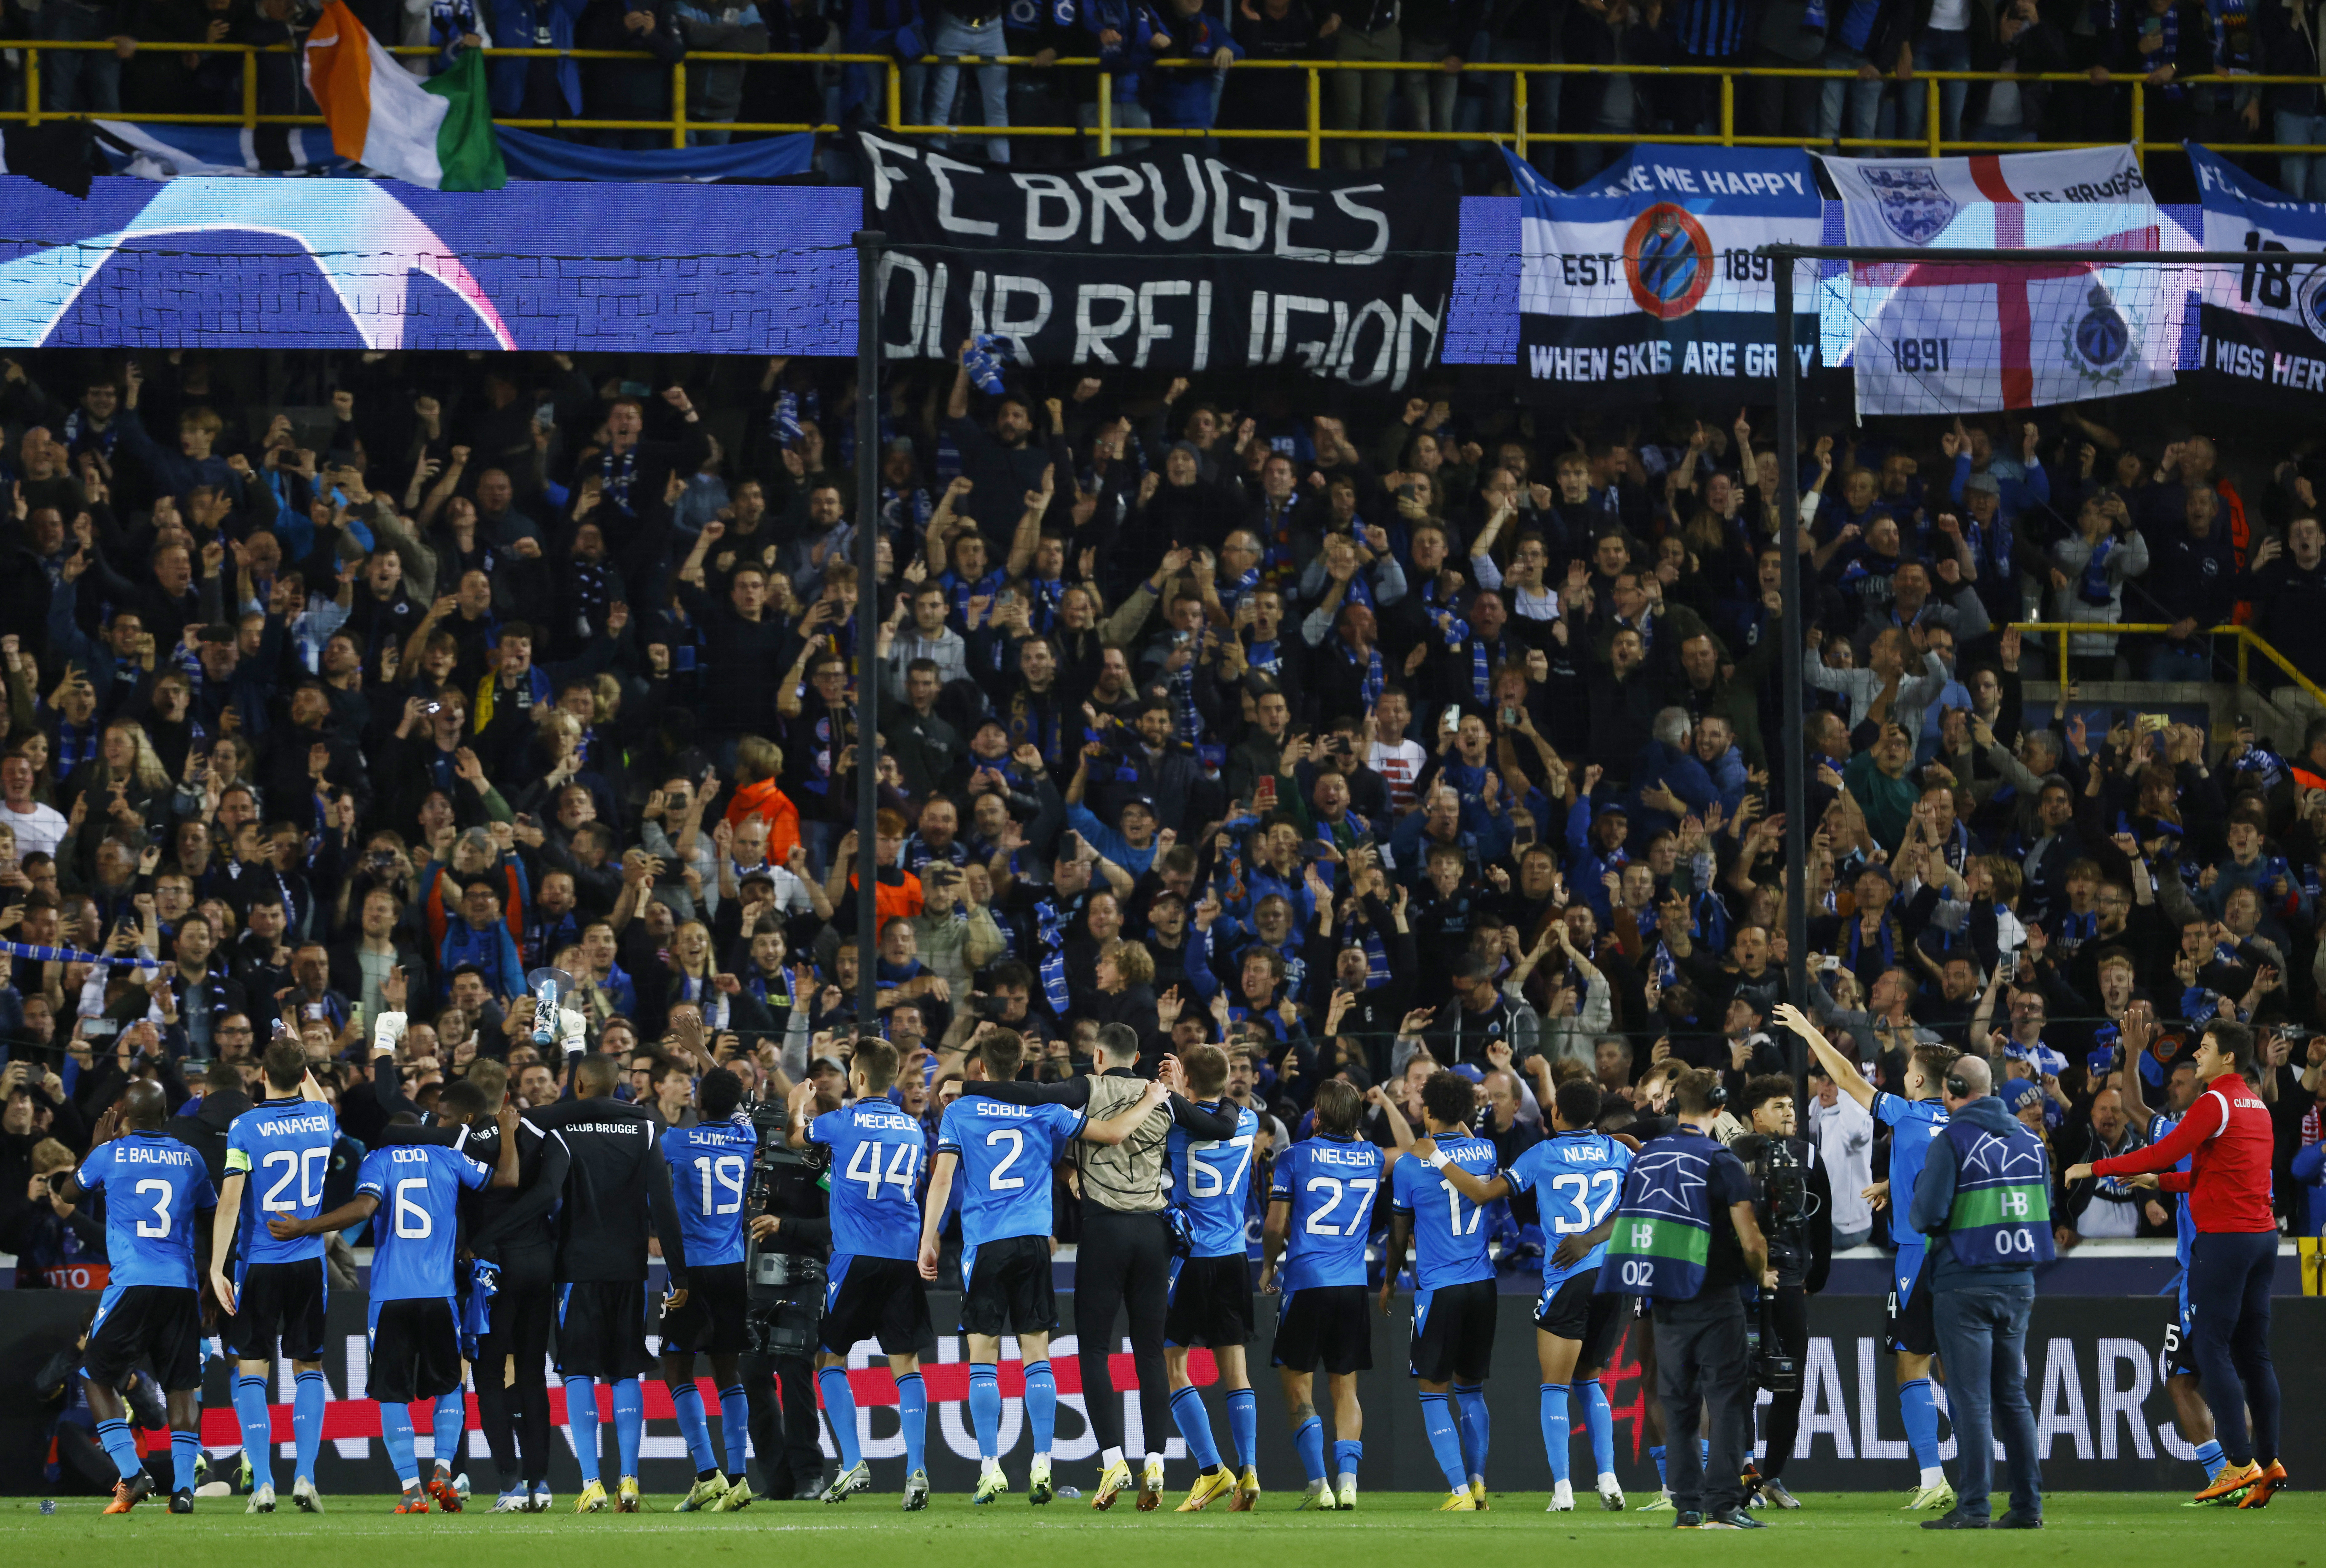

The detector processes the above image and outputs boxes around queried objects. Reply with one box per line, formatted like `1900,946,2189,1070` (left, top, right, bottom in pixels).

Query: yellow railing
3,38,2317,167
2009,622,2326,710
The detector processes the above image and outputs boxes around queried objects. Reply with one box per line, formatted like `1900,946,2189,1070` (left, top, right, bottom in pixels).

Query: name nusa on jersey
357,1144,490,1301
1504,1130,1633,1293
664,1119,757,1268
1272,1134,1383,1291
814,1102,927,1261
936,1096,1085,1245
226,1099,338,1271
1391,1134,1498,1290
78,1133,216,1289
1169,1102,1259,1258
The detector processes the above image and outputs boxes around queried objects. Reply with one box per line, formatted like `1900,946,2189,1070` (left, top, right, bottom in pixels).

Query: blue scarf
1344,641,1384,707
600,446,638,514
2077,535,2118,606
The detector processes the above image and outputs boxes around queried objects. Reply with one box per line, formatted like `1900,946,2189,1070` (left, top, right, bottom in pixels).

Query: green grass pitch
0,1490,2310,1567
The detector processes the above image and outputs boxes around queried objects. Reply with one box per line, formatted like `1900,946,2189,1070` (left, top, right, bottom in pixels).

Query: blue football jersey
1269,1134,1383,1291
1871,1091,1949,1245
1168,1101,1260,1259
662,1119,757,1268
813,1102,927,1262
2147,1111,2195,1277
1504,1130,1632,1292
357,1144,489,1302
1389,1133,1498,1290
225,1097,339,1272
78,1132,216,1290
936,1095,1083,1247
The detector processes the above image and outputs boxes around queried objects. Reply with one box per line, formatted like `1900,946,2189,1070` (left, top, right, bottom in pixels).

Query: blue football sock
563,1377,600,1485
293,1369,327,1485
611,1379,643,1478
1023,1360,1056,1455
818,1366,862,1470
380,1404,419,1490
1333,1439,1363,1488
172,1430,199,1494
431,1390,465,1472
1573,1380,1615,1476
671,1380,716,1474
96,1417,142,1482
1420,1392,1467,1493
1171,1385,1221,1472
1899,1378,1942,1472
232,1374,273,1491
2197,1439,2227,1481
1540,1384,1572,1486
718,1384,750,1479
1454,1383,1490,1482
1294,1416,1326,1485
1651,1443,1668,1486
896,1372,927,1476
967,1364,1001,1462
1226,1389,1257,1471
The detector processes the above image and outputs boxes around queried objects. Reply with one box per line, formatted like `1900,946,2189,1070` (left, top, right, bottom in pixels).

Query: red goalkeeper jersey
2092,1071,2276,1234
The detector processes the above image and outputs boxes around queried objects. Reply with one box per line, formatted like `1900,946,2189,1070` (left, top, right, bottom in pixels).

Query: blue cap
1999,1077,2044,1113
1451,1063,1486,1084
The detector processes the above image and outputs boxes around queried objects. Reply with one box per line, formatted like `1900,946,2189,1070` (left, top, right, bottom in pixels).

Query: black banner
860,133,1456,390
5,1289,2317,1497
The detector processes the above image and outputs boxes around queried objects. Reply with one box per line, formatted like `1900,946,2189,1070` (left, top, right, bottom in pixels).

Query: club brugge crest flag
2189,144,2326,408
1508,145,1821,403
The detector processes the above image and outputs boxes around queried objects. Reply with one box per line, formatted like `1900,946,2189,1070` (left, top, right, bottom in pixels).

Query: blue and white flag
1508,145,1821,402
2189,145,2326,405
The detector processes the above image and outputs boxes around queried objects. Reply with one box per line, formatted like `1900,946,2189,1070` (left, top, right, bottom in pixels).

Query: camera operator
1596,1067,1769,1530
1734,1075,1833,1512
740,1076,837,1502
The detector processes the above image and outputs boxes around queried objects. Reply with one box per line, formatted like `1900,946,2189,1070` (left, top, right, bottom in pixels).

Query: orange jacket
723,777,801,867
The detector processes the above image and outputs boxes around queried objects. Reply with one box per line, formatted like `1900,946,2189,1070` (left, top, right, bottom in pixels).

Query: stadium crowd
9,0,2326,191
0,342,2317,1247
0,343,2323,1291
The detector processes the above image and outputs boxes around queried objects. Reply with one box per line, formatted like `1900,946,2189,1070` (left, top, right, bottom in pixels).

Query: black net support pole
853,228,885,1033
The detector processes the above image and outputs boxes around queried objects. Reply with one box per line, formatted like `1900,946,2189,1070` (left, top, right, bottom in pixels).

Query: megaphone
526,966,575,1049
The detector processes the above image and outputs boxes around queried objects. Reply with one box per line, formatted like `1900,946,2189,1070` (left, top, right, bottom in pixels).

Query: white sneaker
527,1486,554,1513
245,1484,276,1514
492,1487,528,1512
1548,1480,1575,1513
1598,1473,1626,1511
290,1476,325,1514
1335,1476,1358,1511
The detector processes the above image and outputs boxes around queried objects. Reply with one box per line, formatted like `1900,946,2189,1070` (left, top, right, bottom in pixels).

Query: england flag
1817,147,2197,415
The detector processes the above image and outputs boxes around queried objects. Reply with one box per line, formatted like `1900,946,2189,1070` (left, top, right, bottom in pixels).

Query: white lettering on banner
1329,188,1390,262
986,275,1055,362
1135,280,1191,369
2095,1337,2157,1460
929,153,999,237
1793,1337,1854,1459
877,254,928,359
1077,164,1149,245
1856,1337,1911,1460
1205,160,1269,252
1013,172,1081,242
1271,294,1334,368
1270,185,1327,263
2036,1338,2096,1459
923,263,949,360
1073,285,1139,364
1147,158,1207,240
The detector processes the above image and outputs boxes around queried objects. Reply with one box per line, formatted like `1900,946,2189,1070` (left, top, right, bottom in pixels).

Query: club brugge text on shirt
862,132,1456,390
558,1122,654,1137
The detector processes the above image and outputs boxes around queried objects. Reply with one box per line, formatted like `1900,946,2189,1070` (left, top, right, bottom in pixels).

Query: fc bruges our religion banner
859,133,1454,390
2188,145,2326,403
1509,145,1822,401
1818,146,2187,416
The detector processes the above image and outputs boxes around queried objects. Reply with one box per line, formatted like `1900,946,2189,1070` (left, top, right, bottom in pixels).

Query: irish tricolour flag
303,0,505,190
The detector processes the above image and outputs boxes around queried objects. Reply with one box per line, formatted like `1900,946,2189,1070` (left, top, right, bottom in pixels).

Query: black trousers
474,1259,554,1487
1073,1206,1174,1456
1653,1291,1752,1516
745,1350,821,1496
1757,1285,1811,1482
